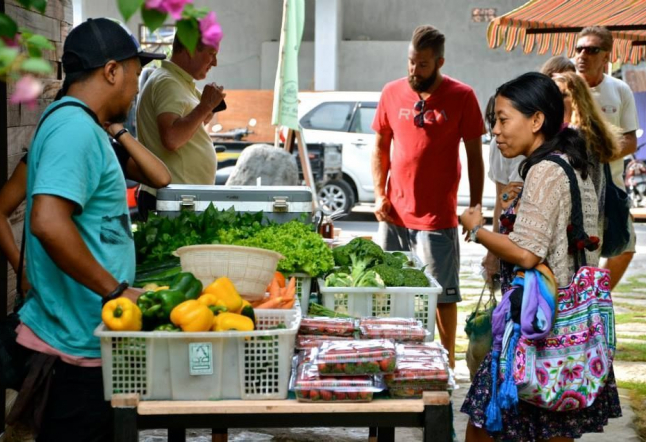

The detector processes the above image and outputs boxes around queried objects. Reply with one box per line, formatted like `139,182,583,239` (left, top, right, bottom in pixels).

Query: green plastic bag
464,283,497,381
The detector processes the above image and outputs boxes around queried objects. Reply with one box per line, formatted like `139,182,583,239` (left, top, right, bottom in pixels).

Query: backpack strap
543,155,588,270
15,101,102,308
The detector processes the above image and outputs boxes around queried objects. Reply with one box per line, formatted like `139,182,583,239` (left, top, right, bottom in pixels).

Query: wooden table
111,391,453,442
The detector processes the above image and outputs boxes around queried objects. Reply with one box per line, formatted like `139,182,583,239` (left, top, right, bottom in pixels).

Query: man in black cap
9,18,163,441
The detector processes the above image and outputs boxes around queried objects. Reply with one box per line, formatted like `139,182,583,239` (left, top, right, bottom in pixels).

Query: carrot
268,278,281,299
285,277,296,299
274,272,286,288
282,298,295,309
250,297,268,308
256,296,283,309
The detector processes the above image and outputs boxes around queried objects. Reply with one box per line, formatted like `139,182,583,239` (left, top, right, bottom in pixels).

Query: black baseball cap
62,18,165,74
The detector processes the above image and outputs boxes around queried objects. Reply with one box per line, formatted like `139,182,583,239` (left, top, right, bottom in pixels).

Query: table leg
377,427,395,442
369,426,378,442
212,427,228,442
168,427,186,442
113,406,138,442
424,403,452,442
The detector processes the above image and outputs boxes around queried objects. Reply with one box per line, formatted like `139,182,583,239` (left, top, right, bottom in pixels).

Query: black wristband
102,281,129,306
113,128,128,141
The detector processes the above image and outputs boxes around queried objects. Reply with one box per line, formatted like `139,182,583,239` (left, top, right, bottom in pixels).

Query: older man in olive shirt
137,35,225,218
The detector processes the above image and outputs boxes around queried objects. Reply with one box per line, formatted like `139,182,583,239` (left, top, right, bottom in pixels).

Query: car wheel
318,179,355,216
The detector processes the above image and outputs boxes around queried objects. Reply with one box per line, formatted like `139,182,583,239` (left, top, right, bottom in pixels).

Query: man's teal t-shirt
21,97,136,357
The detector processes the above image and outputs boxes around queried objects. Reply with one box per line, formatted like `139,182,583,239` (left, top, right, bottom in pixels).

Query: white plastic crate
317,273,442,335
95,308,301,401
289,273,312,315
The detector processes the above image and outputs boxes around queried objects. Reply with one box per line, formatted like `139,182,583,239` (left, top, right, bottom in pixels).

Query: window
139,24,175,54
349,105,377,134
300,102,354,131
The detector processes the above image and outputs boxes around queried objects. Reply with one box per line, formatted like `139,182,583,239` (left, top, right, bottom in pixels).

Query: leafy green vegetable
235,220,334,277
342,237,385,284
134,206,333,277
354,270,385,287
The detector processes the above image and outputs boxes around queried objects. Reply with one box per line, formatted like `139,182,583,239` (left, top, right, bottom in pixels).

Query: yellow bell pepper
212,312,255,332
201,277,243,313
102,298,142,331
170,300,214,332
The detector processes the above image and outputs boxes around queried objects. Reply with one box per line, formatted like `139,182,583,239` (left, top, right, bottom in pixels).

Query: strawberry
320,390,333,401
346,391,358,400
334,391,346,400
309,389,320,401
299,389,310,398
379,358,395,372
359,391,371,400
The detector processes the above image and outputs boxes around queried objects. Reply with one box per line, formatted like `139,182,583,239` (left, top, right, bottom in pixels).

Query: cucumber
135,258,181,278
134,266,182,287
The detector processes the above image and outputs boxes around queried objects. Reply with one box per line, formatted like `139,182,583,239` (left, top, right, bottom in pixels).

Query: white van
298,92,496,214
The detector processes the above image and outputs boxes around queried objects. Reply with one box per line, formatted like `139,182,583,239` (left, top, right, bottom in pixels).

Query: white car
298,92,497,214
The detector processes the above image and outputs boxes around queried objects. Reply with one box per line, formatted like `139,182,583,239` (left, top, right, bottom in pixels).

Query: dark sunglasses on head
414,99,426,128
575,45,603,55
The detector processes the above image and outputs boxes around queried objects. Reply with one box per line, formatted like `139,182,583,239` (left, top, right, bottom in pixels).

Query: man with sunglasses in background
575,26,639,290
371,25,485,368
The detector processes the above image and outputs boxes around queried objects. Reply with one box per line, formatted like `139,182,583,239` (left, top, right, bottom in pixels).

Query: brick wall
4,0,70,312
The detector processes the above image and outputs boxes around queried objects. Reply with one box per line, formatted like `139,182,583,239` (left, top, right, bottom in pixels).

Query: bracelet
470,225,483,244
113,128,129,141
102,281,129,306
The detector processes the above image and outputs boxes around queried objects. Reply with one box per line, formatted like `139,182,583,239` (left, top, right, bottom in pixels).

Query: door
346,103,378,202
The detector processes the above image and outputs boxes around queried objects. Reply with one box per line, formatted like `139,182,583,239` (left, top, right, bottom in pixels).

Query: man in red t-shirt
371,25,485,367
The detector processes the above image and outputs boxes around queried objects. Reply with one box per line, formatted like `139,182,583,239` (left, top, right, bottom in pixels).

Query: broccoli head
391,251,415,267
372,263,405,287
344,237,385,282
324,271,353,287
382,252,404,269
401,268,430,287
332,245,351,267
354,270,385,287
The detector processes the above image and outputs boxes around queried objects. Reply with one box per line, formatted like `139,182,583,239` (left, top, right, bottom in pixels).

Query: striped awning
487,0,646,65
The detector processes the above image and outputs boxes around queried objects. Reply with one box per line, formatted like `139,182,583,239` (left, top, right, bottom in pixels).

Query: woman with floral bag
460,72,620,442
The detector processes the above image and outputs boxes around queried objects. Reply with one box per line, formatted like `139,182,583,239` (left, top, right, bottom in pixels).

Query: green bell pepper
136,289,186,322
153,323,181,332
169,272,203,300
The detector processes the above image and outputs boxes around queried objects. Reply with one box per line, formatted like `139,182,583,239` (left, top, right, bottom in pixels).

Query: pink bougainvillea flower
2,36,19,47
10,75,42,109
145,0,192,20
199,11,223,50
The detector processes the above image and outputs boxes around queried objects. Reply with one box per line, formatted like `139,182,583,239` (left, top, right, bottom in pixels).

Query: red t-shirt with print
372,76,484,230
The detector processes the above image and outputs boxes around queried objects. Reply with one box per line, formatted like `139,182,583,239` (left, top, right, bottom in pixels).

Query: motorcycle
211,118,257,141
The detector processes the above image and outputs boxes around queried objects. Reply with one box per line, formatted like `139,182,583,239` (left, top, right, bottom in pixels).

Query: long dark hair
495,72,589,180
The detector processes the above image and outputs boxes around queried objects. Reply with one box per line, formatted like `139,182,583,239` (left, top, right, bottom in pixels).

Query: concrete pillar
314,0,342,91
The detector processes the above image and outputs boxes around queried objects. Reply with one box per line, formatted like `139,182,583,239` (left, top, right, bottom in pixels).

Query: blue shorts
376,222,461,303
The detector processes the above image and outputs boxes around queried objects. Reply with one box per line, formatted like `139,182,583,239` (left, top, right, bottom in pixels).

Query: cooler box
155,185,313,223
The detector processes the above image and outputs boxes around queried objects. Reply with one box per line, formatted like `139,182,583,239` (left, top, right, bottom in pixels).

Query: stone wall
4,0,71,312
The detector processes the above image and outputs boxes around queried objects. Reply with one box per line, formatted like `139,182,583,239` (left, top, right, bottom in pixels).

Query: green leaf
176,18,199,55
0,47,19,67
182,5,208,20
141,6,167,33
16,0,31,9
30,0,47,13
21,57,52,74
26,34,54,50
118,0,145,22
0,14,18,38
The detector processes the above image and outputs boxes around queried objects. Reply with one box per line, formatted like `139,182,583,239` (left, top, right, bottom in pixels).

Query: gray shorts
626,215,637,253
377,222,461,303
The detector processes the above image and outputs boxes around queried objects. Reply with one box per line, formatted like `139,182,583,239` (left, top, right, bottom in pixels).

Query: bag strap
544,155,587,271
15,101,102,308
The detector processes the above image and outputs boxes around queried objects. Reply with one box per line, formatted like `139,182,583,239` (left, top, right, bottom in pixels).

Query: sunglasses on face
414,99,426,128
575,45,603,55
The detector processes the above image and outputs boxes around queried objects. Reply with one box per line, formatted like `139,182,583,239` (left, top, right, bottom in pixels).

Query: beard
408,67,438,93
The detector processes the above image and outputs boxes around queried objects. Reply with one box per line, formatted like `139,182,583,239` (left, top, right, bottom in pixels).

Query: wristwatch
469,225,483,244
102,281,129,306
113,128,128,141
